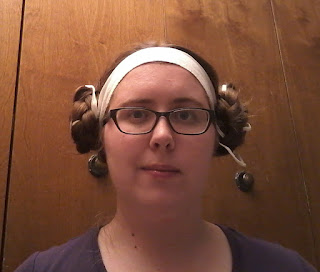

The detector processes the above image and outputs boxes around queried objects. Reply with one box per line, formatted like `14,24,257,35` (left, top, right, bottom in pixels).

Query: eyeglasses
105,107,216,135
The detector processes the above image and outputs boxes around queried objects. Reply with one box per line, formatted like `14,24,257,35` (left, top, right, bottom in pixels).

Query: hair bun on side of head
70,85,101,154
215,83,249,157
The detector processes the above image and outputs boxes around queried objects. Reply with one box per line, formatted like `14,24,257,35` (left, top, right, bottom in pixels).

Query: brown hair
70,42,249,166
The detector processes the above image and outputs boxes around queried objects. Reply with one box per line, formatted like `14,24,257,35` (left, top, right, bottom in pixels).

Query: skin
98,63,232,272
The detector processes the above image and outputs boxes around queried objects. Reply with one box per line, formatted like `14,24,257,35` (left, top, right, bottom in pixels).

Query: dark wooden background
1,0,319,271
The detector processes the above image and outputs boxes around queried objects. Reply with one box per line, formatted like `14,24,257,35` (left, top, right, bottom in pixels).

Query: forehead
109,63,210,107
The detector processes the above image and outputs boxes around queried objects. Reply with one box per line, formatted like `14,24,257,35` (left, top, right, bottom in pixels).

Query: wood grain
0,0,23,263
272,0,320,268
165,0,315,265
3,0,165,271
4,0,319,270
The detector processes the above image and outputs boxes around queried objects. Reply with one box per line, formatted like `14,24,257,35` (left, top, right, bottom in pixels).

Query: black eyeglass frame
104,107,216,135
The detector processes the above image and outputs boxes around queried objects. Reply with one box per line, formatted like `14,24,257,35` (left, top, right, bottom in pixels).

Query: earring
88,154,108,177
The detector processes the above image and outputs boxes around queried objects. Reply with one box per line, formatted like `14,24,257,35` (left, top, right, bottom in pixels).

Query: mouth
141,164,180,172
140,164,181,177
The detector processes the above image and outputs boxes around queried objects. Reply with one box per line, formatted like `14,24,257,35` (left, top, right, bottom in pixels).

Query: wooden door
271,0,320,266
2,0,319,271
0,0,23,265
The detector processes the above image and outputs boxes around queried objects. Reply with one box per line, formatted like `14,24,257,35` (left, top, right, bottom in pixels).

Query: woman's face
103,63,216,206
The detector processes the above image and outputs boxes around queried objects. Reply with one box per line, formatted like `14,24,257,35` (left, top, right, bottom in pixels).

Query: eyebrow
118,99,154,107
171,97,205,107
118,97,206,108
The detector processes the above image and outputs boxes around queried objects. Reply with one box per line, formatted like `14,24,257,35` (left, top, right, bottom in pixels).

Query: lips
141,164,181,173
140,164,181,179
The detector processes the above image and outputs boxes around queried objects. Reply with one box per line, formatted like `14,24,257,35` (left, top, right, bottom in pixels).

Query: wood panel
0,0,23,262
272,0,320,268
3,0,165,271
165,0,315,266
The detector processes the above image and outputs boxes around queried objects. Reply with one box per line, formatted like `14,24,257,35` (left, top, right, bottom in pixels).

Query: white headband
86,47,250,168
90,47,216,124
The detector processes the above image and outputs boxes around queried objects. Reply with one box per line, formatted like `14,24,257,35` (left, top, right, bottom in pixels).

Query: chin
136,187,197,207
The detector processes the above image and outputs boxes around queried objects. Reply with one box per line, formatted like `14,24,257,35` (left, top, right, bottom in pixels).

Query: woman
15,43,317,272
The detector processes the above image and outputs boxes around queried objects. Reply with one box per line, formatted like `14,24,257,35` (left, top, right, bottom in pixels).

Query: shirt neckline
92,224,240,272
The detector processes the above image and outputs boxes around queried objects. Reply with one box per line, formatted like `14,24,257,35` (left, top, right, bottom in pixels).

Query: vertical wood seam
0,0,26,270
269,0,316,265
162,0,167,41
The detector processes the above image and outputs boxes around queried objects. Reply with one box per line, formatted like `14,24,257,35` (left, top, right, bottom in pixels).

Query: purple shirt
15,225,318,272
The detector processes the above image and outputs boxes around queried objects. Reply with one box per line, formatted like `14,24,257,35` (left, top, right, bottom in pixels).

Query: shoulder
218,225,317,272
14,227,105,272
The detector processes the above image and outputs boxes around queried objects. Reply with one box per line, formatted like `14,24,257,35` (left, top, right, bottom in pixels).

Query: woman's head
102,62,217,204
70,42,249,168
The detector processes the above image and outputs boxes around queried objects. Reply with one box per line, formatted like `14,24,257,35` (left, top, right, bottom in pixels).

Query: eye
170,109,208,126
119,109,153,124
177,111,192,121
132,110,144,119
172,110,197,123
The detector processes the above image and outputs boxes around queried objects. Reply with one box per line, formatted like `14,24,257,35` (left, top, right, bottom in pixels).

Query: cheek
187,127,216,157
103,124,144,176
183,129,216,175
103,125,125,176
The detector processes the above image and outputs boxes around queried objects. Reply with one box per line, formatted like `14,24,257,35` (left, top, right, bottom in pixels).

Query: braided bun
70,85,101,154
215,83,249,156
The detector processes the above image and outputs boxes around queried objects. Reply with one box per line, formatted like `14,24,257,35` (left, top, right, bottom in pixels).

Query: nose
149,116,175,151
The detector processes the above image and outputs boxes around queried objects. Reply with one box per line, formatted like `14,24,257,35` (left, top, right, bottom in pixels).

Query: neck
102,196,208,254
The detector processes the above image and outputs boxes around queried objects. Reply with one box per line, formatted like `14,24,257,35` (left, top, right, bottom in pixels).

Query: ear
212,128,220,156
98,147,107,164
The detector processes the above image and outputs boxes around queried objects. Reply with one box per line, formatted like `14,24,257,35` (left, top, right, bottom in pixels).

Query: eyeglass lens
115,108,210,134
